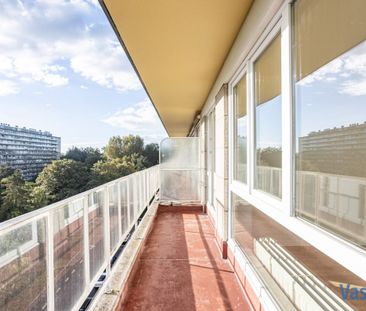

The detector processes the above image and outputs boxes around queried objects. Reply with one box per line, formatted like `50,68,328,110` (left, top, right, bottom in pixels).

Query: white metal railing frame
0,165,160,311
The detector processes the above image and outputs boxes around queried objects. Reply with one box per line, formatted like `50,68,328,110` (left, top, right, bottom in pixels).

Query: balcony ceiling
101,0,253,136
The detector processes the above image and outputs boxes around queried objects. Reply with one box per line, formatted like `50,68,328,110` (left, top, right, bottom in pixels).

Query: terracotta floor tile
120,206,252,311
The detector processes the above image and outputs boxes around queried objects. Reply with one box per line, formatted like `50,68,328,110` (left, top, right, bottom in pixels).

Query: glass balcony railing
0,165,160,311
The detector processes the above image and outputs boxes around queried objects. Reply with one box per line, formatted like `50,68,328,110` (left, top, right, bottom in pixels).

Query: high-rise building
0,123,61,180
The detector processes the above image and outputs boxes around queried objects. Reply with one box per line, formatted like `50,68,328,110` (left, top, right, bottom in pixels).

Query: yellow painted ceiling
102,0,253,136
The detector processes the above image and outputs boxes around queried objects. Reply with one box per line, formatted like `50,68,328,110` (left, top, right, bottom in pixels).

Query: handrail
0,165,160,311
0,165,159,231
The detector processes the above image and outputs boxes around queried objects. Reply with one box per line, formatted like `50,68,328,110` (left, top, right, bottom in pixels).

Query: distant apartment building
0,123,61,180
298,122,366,177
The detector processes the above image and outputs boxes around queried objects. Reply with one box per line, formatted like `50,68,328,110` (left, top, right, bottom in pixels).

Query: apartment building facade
0,123,61,180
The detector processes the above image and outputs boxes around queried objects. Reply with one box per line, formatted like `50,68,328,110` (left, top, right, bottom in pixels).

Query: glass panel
88,190,105,280
295,0,366,249
0,218,47,311
160,138,200,169
129,177,135,225
232,192,364,310
234,75,247,183
160,138,201,202
254,34,282,198
120,180,128,236
161,170,200,201
53,199,85,311
139,174,142,209
108,184,119,252
133,175,139,215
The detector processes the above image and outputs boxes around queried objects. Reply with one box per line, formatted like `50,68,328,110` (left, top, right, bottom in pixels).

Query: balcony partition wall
0,165,159,311
160,137,201,202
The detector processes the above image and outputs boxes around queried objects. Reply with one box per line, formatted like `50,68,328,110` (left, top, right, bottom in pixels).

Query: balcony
2,0,366,310
0,163,252,311
0,166,161,311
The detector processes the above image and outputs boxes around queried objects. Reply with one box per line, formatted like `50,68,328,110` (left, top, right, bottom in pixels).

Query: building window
294,0,366,249
233,75,247,184
254,34,282,198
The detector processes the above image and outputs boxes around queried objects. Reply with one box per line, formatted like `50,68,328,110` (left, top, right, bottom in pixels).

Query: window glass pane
254,34,282,198
232,191,365,310
295,0,366,249
234,75,247,183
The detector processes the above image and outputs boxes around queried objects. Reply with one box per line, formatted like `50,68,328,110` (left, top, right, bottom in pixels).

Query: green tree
36,159,90,203
0,171,32,221
63,147,102,167
29,185,48,209
127,153,147,171
0,165,15,179
89,158,135,187
104,135,144,159
143,143,159,167
0,165,16,208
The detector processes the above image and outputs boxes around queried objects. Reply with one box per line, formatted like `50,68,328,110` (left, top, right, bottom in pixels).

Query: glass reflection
0,219,47,310
295,32,366,250
232,192,365,310
234,76,247,184
254,34,282,198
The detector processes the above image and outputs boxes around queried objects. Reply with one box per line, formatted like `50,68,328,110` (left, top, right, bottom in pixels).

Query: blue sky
295,39,366,146
0,0,167,152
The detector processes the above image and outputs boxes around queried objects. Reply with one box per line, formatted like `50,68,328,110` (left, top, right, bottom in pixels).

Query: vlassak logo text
340,283,366,301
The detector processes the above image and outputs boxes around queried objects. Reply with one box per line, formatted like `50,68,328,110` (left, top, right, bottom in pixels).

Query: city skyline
0,0,167,153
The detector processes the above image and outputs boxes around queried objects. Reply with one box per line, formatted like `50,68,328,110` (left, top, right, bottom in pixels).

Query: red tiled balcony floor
119,205,252,311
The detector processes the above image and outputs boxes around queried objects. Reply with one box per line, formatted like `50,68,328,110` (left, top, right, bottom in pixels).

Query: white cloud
298,58,343,86
0,80,19,96
340,79,366,96
104,100,161,131
299,40,366,97
43,73,69,86
103,100,167,141
0,0,141,93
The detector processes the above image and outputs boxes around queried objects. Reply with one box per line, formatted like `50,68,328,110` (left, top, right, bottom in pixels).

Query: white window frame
230,63,250,194
227,1,366,281
206,108,216,211
249,21,283,210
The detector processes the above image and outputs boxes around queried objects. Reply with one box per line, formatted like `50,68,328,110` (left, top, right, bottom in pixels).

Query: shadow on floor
120,205,250,311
